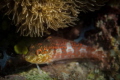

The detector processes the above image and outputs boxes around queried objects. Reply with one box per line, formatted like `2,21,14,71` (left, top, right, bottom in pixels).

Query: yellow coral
2,0,107,37
3,0,80,37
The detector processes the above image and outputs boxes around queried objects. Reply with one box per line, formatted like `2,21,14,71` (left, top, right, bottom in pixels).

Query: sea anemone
2,0,107,37
76,0,108,12
108,0,120,8
3,0,80,37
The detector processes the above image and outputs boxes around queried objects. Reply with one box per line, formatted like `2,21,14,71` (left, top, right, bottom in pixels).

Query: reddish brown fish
25,36,107,65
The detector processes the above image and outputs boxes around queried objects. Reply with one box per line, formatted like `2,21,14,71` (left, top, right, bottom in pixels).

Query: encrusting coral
81,7,120,50
1,0,108,37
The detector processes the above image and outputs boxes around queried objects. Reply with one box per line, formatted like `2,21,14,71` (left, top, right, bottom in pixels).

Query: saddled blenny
24,36,109,73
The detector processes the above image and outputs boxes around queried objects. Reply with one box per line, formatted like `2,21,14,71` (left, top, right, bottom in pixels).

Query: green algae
19,68,53,80
87,69,106,80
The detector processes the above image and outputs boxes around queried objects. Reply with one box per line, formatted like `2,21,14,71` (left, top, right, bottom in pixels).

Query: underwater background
0,0,120,80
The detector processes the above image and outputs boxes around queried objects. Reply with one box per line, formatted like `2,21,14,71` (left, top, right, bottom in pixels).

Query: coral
96,13,119,50
87,69,106,80
108,0,120,8
1,0,108,37
3,0,80,37
76,0,108,12
19,68,53,80
41,61,106,80
4,75,26,80
1,61,105,80
0,67,54,80
82,7,120,50
79,7,120,79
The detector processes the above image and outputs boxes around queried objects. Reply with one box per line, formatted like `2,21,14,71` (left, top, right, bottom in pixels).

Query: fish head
24,42,54,64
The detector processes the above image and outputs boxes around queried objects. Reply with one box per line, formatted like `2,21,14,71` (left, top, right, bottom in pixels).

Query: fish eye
36,49,42,55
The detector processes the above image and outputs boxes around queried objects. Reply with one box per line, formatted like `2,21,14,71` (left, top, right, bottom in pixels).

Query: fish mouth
24,53,36,63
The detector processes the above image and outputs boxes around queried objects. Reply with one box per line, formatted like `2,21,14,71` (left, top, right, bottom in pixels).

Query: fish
24,36,108,66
